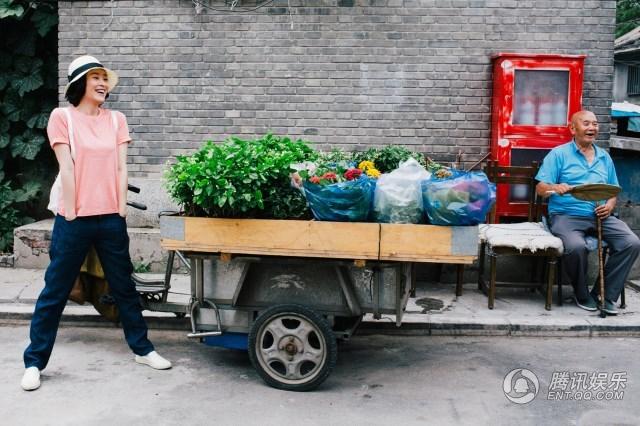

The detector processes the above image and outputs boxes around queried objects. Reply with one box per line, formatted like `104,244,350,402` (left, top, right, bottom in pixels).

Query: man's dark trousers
550,215,640,303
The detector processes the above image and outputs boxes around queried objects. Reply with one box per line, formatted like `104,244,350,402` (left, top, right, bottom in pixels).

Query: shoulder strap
61,109,118,156
111,110,119,132
62,107,75,159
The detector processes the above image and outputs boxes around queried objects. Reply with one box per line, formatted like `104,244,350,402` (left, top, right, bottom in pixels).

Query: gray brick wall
58,0,616,177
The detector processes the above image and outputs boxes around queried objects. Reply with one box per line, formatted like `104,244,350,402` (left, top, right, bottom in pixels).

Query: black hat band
68,62,104,82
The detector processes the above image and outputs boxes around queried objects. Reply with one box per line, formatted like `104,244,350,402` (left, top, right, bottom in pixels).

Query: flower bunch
309,163,351,185
292,160,357,185
344,168,362,181
309,171,339,185
358,161,381,178
426,157,452,179
292,157,382,186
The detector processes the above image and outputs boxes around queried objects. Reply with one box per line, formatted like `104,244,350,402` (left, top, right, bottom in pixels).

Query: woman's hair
65,74,109,106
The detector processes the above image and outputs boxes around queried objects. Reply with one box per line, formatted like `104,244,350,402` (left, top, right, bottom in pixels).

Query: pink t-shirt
47,106,131,217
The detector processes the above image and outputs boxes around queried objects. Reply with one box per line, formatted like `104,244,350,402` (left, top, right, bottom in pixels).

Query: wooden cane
546,183,621,317
596,201,606,318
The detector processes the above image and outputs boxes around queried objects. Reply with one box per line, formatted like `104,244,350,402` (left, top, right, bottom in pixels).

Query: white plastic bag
47,175,63,215
47,108,75,215
372,158,431,223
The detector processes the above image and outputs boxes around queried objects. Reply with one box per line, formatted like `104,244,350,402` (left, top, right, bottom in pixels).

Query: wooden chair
477,160,564,310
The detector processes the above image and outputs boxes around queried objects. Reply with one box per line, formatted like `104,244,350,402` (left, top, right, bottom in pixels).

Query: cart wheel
174,312,186,319
248,304,337,392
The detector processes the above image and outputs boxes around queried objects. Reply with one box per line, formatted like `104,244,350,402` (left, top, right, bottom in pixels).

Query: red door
491,53,585,221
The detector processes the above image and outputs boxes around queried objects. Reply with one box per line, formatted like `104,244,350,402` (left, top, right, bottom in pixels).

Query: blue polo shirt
535,140,619,218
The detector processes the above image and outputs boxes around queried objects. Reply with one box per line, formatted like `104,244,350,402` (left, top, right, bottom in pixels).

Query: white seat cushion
479,222,564,254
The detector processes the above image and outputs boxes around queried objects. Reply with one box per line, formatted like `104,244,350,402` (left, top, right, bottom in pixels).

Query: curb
0,254,14,268
356,319,640,337
0,310,191,331
628,281,640,292
4,309,640,337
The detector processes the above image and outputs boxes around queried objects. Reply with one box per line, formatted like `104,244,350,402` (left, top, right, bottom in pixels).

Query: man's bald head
571,110,597,126
569,110,599,147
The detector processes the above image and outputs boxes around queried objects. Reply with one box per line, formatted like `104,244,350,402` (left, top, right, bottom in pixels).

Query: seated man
536,110,640,314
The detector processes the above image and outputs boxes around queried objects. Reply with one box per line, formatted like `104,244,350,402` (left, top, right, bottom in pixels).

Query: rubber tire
248,304,338,392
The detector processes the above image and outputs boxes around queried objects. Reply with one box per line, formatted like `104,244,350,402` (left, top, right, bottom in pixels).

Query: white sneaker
135,351,172,370
21,367,41,391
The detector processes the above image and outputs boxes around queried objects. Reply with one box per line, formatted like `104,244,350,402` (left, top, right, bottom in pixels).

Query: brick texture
58,0,616,177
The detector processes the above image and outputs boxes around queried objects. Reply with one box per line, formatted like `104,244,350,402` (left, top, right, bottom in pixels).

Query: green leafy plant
133,260,151,274
0,0,58,252
164,134,318,219
0,180,39,250
352,146,426,173
258,134,319,219
617,0,640,37
317,148,353,164
425,157,452,177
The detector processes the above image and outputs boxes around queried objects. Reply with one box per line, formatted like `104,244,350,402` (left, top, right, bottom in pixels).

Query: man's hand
537,182,573,198
595,200,615,220
552,183,573,195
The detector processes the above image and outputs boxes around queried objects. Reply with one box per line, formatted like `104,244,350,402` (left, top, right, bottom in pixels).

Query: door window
512,70,569,126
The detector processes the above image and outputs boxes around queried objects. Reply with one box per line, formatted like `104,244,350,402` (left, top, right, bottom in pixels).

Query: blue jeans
24,214,154,369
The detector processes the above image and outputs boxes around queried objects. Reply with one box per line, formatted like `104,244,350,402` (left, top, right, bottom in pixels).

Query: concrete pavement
3,327,640,424
2,267,640,336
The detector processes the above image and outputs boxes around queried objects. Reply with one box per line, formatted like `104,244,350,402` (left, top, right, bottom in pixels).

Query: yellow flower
358,160,375,171
366,168,381,178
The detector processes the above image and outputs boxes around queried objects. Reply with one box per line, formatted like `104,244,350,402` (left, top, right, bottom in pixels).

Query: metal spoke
263,351,290,367
285,361,300,379
291,318,315,340
300,346,323,363
263,318,287,342
259,345,280,361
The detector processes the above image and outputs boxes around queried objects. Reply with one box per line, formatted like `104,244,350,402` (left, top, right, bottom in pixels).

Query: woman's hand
118,206,127,218
65,213,77,221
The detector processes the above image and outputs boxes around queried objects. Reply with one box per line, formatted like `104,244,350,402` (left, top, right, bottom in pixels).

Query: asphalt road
2,325,639,425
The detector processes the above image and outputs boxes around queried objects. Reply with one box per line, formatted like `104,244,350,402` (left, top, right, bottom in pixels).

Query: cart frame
136,216,479,391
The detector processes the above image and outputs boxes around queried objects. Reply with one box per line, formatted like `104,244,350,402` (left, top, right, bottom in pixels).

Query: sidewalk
2,268,640,337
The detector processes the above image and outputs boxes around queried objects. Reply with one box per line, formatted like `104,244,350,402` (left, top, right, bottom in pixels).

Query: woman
21,55,171,391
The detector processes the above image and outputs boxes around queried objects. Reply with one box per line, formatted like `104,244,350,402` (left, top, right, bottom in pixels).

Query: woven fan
568,183,621,201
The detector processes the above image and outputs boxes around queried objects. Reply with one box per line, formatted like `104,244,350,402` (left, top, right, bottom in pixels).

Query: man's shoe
21,367,41,391
603,299,619,315
135,351,172,370
575,296,598,311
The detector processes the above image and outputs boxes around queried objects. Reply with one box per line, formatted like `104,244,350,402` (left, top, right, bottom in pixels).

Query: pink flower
321,172,338,181
309,176,321,184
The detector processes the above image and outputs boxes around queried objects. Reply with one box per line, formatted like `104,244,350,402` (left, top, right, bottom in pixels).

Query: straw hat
64,55,119,95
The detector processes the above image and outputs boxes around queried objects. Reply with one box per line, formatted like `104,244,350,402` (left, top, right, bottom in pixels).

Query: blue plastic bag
303,176,376,222
422,170,496,226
